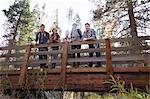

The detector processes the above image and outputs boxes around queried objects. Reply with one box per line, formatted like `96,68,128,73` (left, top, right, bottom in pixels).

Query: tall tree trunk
12,13,22,44
127,0,140,52
127,0,141,66
127,0,138,38
5,13,22,69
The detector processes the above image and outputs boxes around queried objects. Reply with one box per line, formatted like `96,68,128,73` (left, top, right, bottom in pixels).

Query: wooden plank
0,70,20,75
67,54,148,63
105,39,113,76
7,76,20,84
68,36,150,46
0,66,150,91
0,53,25,58
32,43,63,48
65,84,108,92
67,67,145,73
60,41,69,89
112,55,145,61
30,50,62,56
114,74,149,79
68,57,105,63
113,67,150,73
18,45,31,87
111,46,150,51
45,72,149,91
69,40,100,45
29,60,49,65
1,67,149,76
67,46,150,55
2,73,149,88
28,59,61,67
67,67,106,73
0,61,23,66
0,45,26,51
45,77,60,85
110,36,150,42
114,74,150,85
68,48,105,54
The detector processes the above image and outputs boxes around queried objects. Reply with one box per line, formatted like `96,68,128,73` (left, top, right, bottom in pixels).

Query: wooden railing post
60,41,69,89
105,39,113,76
18,45,31,87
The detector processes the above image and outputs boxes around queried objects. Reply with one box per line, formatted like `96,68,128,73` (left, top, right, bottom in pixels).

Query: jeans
89,44,101,67
39,47,48,68
71,45,81,67
51,46,59,68
89,44,95,67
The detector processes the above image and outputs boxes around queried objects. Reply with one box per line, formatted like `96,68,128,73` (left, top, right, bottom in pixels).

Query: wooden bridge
0,36,150,92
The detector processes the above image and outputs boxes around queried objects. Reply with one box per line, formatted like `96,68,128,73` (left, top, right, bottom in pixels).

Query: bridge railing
0,36,150,70
0,36,150,88
0,43,63,69
67,36,150,67
29,43,63,67
109,36,150,66
0,45,27,68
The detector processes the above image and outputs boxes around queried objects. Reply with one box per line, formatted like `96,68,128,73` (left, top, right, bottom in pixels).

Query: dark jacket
36,31,49,44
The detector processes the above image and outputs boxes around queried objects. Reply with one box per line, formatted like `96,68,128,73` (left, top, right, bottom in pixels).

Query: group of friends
35,23,101,68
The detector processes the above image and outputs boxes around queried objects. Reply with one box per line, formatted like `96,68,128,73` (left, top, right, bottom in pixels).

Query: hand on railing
83,38,96,41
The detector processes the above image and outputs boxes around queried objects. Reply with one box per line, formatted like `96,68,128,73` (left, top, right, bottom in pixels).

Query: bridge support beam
18,45,31,87
105,39,113,76
60,41,69,90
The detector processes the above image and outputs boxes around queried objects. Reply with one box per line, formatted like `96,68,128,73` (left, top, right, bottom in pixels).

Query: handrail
0,37,149,68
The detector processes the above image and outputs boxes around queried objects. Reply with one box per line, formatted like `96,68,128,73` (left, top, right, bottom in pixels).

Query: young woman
49,28,60,68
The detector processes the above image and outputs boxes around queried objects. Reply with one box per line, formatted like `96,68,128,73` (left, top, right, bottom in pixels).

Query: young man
35,24,49,68
83,23,101,67
70,23,82,67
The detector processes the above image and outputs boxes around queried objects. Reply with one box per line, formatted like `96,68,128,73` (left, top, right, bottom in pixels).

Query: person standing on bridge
49,28,60,68
35,24,50,68
70,23,82,67
83,23,101,67
63,30,71,42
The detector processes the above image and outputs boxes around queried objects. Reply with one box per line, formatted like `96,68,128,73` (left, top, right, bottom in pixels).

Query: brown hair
40,24,45,27
85,23,90,26
52,28,57,33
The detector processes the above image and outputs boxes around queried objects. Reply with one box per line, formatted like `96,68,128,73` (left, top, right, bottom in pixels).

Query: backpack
90,29,97,39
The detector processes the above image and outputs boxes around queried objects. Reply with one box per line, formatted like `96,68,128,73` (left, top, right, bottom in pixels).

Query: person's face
52,29,57,33
40,26,45,32
85,24,90,30
66,31,69,35
72,24,77,29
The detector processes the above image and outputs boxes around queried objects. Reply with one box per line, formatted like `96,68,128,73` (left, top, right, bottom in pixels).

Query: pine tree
90,0,150,38
2,0,34,45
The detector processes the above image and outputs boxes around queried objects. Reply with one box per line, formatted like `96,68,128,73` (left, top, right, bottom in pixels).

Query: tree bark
127,0,138,38
127,0,141,56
